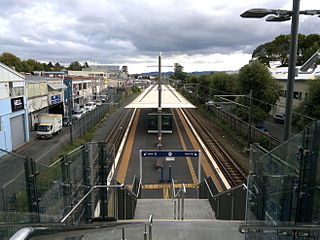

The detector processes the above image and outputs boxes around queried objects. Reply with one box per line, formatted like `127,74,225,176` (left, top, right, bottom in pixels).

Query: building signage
11,97,24,112
141,150,199,157
51,95,61,104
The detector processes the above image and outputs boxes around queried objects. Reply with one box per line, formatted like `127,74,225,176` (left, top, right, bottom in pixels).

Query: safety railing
9,215,153,240
199,177,246,220
171,179,186,220
239,223,320,239
60,179,142,223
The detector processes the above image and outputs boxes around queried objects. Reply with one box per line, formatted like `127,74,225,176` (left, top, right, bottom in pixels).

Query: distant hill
131,70,236,77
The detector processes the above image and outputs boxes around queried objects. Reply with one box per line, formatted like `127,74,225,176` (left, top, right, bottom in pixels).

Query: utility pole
157,52,162,149
68,86,74,146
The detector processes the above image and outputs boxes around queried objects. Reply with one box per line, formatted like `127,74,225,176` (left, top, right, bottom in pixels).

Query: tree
0,52,23,72
293,77,320,129
83,61,89,68
54,62,64,71
67,61,83,71
252,34,320,67
173,63,187,81
207,72,237,97
252,35,290,67
20,60,32,73
122,65,128,73
236,61,281,124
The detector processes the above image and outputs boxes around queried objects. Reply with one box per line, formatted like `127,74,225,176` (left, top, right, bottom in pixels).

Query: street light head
266,14,291,22
240,8,273,18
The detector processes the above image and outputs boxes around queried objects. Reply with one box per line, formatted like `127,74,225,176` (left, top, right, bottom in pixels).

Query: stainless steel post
157,52,162,149
178,197,180,220
181,190,185,220
174,200,176,219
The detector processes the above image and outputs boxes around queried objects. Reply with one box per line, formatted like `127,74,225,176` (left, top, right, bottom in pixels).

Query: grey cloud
0,0,319,67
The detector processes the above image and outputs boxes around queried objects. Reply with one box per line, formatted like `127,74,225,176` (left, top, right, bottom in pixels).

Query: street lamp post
241,1,320,141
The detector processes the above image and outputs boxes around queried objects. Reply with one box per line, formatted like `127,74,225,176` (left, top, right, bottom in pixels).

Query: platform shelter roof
125,84,196,109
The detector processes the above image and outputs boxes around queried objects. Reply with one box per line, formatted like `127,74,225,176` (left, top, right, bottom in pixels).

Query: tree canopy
172,63,187,81
252,34,320,67
294,77,320,129
0,52,66,72
235,61,281,124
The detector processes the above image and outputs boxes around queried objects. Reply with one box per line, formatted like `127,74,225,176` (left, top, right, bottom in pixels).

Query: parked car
85,102,96,111
72,110,83,120
63,116,72,127
80,107,87,115
205,100,214,105
95,100,102,106
255,126,269,134
273,114,285,124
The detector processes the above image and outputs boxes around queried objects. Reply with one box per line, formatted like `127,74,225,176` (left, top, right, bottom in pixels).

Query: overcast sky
0,0,319,73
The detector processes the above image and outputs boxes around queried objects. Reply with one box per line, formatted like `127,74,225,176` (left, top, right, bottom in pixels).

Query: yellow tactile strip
127,183,195,199
116,109,141,183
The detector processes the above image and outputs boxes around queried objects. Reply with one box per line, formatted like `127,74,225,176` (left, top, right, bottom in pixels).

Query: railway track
182,108,247,187
105,108,135,149
91,108,135,184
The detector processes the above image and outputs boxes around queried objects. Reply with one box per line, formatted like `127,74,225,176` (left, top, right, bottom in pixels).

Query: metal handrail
203,178,214,198
239,224,320,234
9,220,146,240
130,176,142,199
171,179,186,220
60,184,124,223
211,183,247,199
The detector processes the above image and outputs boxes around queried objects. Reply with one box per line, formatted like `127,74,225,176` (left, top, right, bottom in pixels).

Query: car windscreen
38,125,52,131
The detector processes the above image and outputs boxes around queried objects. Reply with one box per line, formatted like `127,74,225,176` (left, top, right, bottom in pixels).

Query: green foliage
252,34,320,67
172,63,187,81
67,61,84,71
293,77,320,129
0,52,23,71
131,86,141,94
182,72,238,103
236,61,281,124
0,52,66,73
253,35,290,67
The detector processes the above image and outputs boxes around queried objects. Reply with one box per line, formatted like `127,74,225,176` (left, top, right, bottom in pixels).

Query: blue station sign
141,150,199,157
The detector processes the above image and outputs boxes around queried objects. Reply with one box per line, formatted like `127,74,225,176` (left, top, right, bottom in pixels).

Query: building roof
0,62,25,80
48,83,67,90
125,84,196,109
270,65,320,80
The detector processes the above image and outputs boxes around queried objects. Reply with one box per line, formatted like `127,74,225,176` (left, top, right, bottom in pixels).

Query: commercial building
0,62,29,156
25,76,67,130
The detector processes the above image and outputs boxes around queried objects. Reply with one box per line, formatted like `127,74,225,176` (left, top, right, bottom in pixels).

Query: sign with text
11,97,24,112
141,150,199,157
51,95,61,104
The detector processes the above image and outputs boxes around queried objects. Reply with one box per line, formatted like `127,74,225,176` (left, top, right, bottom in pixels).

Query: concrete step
134,199,215,220
82,220,243,240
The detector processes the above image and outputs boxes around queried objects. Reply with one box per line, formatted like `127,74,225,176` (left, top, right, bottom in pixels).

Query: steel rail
183,108,247,186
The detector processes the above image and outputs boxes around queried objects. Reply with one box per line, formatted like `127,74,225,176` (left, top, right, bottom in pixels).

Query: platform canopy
125,84,196,109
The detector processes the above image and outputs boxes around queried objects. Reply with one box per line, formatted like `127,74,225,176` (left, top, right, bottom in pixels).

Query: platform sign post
139,150,201,183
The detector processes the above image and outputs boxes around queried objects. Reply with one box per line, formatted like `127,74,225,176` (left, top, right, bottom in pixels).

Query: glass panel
245,121,320,239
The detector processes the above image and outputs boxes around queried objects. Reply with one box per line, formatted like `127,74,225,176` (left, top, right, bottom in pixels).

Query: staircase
130,189,243,240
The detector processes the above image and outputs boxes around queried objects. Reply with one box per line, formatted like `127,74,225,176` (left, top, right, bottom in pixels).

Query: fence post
98,142,107,219
61,154,71,217
83,143,92,222
24,156,40,222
